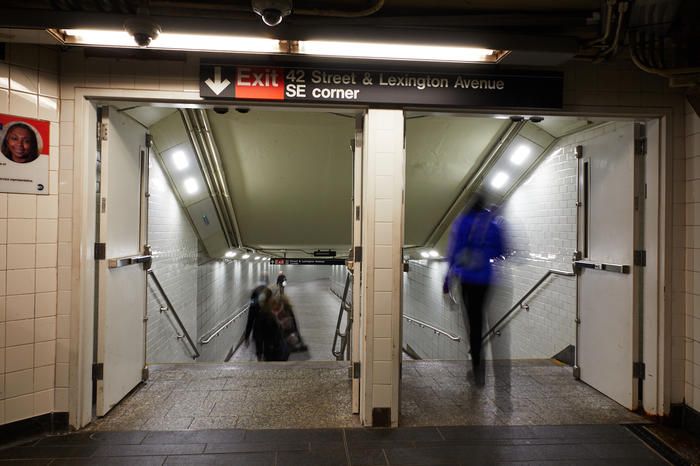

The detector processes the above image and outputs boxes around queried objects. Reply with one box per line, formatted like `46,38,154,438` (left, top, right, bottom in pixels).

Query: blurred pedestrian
276,270,287,295
443,193,506,386
243,273,271,347
270,294,308,353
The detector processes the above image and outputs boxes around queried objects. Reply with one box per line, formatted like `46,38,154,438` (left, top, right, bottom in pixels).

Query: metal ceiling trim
195,109,244,248
180,109,238,249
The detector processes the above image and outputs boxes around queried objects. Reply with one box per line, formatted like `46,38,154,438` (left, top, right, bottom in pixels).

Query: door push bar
573,260,630,274
108,245,152,270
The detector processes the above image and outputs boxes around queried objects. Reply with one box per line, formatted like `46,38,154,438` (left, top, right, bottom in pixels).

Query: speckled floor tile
88,359,647,431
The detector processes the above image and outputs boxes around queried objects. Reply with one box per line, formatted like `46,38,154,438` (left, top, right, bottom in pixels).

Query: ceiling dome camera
213,107,229,114
124,17,161,47
252,0,292,27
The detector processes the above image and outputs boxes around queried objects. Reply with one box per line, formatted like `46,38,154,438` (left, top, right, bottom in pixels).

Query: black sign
270,258,345,265
313,249,337,257
200,65,562,109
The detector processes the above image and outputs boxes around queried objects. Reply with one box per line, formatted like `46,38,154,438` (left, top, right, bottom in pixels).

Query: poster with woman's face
0,113,51,195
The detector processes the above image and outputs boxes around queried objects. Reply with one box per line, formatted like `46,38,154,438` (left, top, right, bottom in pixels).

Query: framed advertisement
0,113,51,195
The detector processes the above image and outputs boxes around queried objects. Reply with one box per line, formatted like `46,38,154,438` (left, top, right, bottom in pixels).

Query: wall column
360,109,404,427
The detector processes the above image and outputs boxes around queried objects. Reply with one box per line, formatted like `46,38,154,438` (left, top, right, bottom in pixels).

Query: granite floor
84,358,645,432
0,424,672,465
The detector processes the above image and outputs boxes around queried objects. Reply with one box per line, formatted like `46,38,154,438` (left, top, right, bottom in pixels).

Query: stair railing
331,270,353,360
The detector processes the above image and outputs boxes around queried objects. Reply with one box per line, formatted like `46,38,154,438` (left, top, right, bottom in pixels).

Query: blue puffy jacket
445,208,506,285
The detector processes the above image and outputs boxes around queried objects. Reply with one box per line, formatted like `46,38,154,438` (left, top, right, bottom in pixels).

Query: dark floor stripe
624,423,690,466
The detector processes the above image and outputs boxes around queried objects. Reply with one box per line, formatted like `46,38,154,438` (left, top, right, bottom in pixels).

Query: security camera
124,17,161,47
235,107,250,114
252,0,292,27
213,107,229,114
529,116,544,123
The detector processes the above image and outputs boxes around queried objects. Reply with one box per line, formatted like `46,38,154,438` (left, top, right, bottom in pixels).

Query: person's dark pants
461,282,490,383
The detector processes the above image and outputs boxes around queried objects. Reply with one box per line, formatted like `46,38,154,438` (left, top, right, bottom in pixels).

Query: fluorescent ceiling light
60,29,282,53
298,40,506,63
172,150,189,171
55,29,508,63
242,254,250,259
254,256,261,260
490,171,510,190
429,250,439,258
183,177,198,194
420,251,430,258
510,145,531,166
225,251,236,258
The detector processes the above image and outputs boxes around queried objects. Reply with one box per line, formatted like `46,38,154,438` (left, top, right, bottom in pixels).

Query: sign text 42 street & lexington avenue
200,65,563,109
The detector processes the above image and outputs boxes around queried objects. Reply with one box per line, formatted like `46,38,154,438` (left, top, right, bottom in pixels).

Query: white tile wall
146,154,270,363
685,103,700,412
1,44,60,426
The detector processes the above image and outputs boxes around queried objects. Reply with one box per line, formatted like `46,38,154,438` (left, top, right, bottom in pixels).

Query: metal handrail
482,268,575,342
200,305,249,344
403,315,461,342
332,271,353,360
147,269,200,359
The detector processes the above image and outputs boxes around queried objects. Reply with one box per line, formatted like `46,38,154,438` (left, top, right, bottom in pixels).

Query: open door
350,114,363,414
95,107,150,416
576,121,640,410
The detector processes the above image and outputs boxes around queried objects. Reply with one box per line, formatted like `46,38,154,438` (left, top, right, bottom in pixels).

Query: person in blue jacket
443,192,506,386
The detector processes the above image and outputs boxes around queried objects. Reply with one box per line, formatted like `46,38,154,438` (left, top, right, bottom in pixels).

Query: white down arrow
205,66,231,95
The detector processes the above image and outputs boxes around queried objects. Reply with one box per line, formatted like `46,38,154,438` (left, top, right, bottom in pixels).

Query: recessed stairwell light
183,178,199,194
490,171,510,190
172,150,189,171
510,145,531,166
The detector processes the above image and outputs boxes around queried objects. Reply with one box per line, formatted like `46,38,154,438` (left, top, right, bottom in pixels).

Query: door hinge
353,362,361,379
633,362,645,380
99,122,108,141
354,246,362,263
634,250,646,267
94,243,106,260
634,123,647,156
355,205,361,221
93,363,104,380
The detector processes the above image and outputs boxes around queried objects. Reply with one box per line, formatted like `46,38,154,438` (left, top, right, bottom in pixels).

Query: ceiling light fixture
183,177,199,194
510,145,531,166
298,40,506,63
58,29,282,53
172,150,189,171
53,29,508,64
242,254,250,259
429,250,439,258
225,251,237,258
420,251,430,258
490,171,510,190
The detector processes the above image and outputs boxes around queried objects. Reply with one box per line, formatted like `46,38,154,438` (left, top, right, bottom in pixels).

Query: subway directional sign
270,258,346,265
200,64,563,109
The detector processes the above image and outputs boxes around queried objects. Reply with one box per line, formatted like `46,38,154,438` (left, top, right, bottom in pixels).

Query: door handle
108,245,152,269
573,260,630,274
108,254,152,269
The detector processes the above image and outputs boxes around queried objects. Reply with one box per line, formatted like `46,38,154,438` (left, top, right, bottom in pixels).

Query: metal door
95,107,150,416
351,114,363,414
576,121,639,410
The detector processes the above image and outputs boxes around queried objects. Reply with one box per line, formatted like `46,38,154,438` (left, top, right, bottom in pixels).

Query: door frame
70,86,672,428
